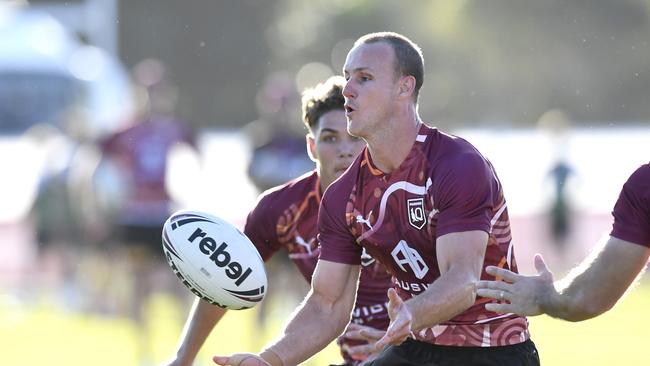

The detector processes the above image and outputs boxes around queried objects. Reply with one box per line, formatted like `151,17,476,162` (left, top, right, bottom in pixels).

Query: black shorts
366,338,540,366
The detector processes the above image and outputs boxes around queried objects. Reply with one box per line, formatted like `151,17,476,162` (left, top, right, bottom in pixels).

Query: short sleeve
244,194,282,261
434,152,497,237
318,184,362,265
610,164,650,248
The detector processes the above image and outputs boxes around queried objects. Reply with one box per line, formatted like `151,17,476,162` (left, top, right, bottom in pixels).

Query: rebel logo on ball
186,227,253,287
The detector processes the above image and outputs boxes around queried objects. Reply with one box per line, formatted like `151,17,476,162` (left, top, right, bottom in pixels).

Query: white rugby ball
162,210,267,310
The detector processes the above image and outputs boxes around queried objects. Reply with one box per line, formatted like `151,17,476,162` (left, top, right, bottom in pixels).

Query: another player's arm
479,236,650,321
545,236,649,320
376,230,487,348
166,298,228,366
258,260,360,366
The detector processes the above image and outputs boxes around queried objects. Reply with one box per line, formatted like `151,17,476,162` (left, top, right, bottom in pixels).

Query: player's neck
367,107,421,173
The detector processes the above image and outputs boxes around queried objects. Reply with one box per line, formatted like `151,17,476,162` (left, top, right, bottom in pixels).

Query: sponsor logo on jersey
394,279,430,294
391,240,429,279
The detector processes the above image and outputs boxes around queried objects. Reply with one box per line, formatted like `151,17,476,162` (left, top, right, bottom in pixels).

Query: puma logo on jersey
295,234,315,255
356,210,374,230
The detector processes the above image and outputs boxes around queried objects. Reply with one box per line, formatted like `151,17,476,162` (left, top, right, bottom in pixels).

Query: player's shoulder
256,170,319,209
421,125,477,154
322,150,364,203
420,124,489,171
627,163,650,188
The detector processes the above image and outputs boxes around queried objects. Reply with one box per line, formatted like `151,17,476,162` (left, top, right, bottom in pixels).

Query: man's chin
347,123,368,140
332,170,348,180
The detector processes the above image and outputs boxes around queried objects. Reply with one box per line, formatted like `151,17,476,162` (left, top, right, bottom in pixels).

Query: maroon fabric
610,163,650,247
244,171,391,363
319,124,530,347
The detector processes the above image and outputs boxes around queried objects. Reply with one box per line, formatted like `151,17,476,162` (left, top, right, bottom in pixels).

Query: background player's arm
481,236,649,321
165,298,227,366
257,260,360,366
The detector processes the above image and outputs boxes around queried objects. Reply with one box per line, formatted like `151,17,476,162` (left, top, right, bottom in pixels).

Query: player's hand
342,323,386,361
374,288,412,352
476,253,556,316
212,353,270,366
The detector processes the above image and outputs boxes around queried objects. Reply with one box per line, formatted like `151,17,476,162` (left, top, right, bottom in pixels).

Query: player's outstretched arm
214,260,360,366
164,297,228,366
478,236,650,321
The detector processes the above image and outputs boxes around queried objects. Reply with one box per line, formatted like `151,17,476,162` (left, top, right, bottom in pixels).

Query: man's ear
398,75,416,99
306,134,318,163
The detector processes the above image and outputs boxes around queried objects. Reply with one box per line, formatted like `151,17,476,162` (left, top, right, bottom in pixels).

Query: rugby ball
162,209,267,310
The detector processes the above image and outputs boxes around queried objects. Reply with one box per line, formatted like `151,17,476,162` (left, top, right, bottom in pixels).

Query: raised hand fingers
386,288,403,310
484,302,515,314
375,328,409,350
484,266,520,282
534,254,551,276
346,343,378,360
476,288,510,302
213,356,231,365
374,319,410,351
344,323,385,341
476,278,510,291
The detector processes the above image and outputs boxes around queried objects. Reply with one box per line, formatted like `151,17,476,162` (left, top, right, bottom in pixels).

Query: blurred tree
118,0,650,129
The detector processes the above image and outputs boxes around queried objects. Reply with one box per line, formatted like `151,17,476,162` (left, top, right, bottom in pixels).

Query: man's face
308,109,365,189
342,42,399,138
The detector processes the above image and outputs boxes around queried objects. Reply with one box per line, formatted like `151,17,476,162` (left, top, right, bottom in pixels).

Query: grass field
2,282,649,365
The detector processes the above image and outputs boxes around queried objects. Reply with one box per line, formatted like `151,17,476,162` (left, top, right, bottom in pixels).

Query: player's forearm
407,266,478,331
261,291,352,366
538,275,611,322
541,237,650,321
174,298,228,363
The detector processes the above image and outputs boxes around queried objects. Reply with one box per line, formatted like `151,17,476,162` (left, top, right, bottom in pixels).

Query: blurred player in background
96,58,198,364
165,76,392,366
477,162,649,321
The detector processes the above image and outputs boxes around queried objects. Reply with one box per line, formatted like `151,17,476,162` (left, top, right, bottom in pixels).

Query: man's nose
343,80,355,99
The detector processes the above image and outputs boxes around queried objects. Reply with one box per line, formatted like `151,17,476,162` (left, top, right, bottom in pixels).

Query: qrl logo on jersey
391,240,429,279
407,198,426,229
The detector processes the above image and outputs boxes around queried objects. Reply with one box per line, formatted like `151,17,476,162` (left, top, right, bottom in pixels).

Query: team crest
407,198,426,230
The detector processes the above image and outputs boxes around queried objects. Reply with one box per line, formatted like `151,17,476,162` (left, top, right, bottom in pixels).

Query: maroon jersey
244,171,391,363
319,124,530,347
610,163,650,247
